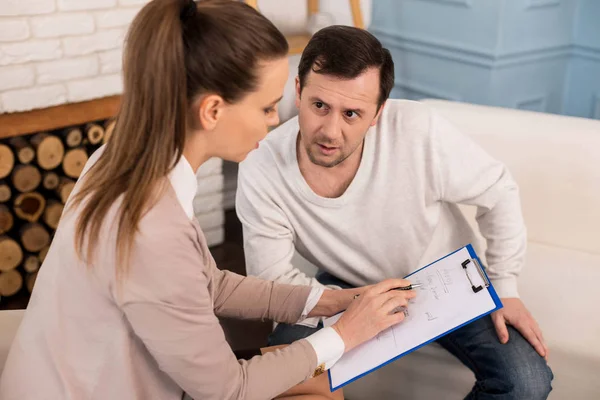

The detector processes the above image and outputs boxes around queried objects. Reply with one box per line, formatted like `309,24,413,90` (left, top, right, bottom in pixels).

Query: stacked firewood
0,119,115,303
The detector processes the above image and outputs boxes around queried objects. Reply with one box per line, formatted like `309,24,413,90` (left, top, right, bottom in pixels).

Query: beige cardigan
0,157,317,399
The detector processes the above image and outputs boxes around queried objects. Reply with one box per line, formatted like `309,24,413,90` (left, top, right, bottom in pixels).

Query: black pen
354,283,422,299
395,283,422,291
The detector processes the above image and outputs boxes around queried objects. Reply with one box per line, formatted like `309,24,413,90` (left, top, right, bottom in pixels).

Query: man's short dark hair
298,25,395,110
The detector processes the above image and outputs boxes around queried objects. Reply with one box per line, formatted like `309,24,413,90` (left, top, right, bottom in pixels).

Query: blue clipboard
328,244,503,392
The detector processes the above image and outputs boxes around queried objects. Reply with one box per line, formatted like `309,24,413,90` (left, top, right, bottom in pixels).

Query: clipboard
325,244,503,392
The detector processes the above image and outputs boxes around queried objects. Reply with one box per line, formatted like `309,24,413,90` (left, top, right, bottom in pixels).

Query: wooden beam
0,96,121,140
307,0,319,15
349,0,364,29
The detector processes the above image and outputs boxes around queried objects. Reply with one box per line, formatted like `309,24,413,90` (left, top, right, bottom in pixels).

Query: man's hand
307,286,370,318
492,298,548,360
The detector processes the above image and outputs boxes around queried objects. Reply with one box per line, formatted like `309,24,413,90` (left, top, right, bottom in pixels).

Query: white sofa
338,99,600,399
2,101,599,398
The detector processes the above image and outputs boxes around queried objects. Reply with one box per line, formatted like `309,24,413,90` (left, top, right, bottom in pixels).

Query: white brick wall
0,0,226,247
0,1,56,16
0,65,35,91
30,13,95,38
67,73,122,102
36,55,99,84
0,19,30,42
0,0,149,113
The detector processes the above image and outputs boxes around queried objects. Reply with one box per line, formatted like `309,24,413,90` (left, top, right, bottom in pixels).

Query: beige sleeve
209,262,312,324
118,225,318,400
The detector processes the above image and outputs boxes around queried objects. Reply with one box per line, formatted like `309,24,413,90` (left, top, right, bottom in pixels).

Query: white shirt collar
167,155,197,220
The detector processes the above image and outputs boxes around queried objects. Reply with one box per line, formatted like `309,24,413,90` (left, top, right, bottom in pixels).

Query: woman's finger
379,293,409,315
368,278,414,295
382,309,406,330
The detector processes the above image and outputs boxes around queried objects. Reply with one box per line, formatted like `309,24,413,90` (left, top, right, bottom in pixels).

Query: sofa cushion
422,99,600,255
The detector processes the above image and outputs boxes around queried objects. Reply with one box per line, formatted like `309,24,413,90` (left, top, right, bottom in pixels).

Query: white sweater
237,100,526,299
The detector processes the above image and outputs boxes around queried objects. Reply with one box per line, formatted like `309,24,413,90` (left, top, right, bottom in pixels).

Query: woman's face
211,57,289,162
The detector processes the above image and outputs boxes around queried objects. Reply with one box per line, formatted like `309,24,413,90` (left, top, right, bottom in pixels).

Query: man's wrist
308,290,340,317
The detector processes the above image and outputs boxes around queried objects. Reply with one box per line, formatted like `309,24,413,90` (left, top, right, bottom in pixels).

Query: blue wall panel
565,0,600,119
370,0,501,55
371,0,600,119
497,0,576,55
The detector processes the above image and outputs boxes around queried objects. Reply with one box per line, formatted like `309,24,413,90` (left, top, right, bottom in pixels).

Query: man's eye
345,111,357,118
264,107,275,114
315,102,324,109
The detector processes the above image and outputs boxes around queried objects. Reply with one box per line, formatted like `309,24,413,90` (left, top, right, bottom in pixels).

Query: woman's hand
331,279,416,352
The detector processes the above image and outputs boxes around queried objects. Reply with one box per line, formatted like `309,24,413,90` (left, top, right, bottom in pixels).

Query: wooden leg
349,0,364,29
261,345,344,400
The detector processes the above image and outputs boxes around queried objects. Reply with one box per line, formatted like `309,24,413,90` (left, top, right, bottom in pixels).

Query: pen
353,283,422,299
395,283,422,291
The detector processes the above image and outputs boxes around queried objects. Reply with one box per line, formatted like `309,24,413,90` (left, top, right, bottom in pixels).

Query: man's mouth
317,143,338,155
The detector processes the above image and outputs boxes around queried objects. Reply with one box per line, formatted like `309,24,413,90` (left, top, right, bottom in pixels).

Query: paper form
324,246,501,391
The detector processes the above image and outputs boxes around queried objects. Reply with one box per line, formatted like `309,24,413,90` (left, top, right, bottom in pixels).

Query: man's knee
268,323,321,346
503,358,553,399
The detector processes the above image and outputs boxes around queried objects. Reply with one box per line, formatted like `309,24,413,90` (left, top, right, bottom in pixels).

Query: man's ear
197,94,225,131
295,76,301,109
370,101,386,126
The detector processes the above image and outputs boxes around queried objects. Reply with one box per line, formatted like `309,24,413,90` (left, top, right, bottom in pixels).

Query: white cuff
305,326,345,370
298,286,324,323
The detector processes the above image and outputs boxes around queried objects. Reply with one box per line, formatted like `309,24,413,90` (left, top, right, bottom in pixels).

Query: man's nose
321,113,342,142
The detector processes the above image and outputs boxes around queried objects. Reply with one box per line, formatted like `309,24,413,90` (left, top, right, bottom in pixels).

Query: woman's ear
197,94,225,131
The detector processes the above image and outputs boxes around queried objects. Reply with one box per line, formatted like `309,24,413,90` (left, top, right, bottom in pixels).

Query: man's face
295,68,383,168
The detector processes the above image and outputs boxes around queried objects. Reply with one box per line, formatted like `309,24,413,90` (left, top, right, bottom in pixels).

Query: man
237,25,553,399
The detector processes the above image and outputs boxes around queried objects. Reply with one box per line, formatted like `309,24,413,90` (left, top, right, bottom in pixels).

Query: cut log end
0,236,23,272
12,164,42,193
42,172,60,190
31,133,65,170
20,223,50,253
85,124,105,145
43,200,64,230
24,254,41,273
0,144,15,179
0,182,10,203
0,204,14,235
14,192,46,223
64,128,83,148
10,137,35,164
63,148,88,178
57,178,75,204
0,269,23,297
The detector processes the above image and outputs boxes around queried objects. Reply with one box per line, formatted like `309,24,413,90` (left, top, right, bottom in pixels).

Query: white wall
0,0,152,114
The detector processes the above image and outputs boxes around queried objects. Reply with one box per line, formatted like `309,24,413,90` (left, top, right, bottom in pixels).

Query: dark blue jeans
269,272,554,400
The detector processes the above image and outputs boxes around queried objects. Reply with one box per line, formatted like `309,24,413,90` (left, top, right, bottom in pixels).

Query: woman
0,1,415,399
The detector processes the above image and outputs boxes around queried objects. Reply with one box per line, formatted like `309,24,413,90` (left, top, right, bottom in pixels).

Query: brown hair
298,25,394,110
69,0,288,276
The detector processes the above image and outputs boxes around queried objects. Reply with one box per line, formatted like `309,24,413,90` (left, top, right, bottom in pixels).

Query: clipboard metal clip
461,258,490,293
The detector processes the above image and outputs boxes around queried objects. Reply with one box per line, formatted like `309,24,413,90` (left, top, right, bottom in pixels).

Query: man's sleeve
236,160,327,290
430,110,527,298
